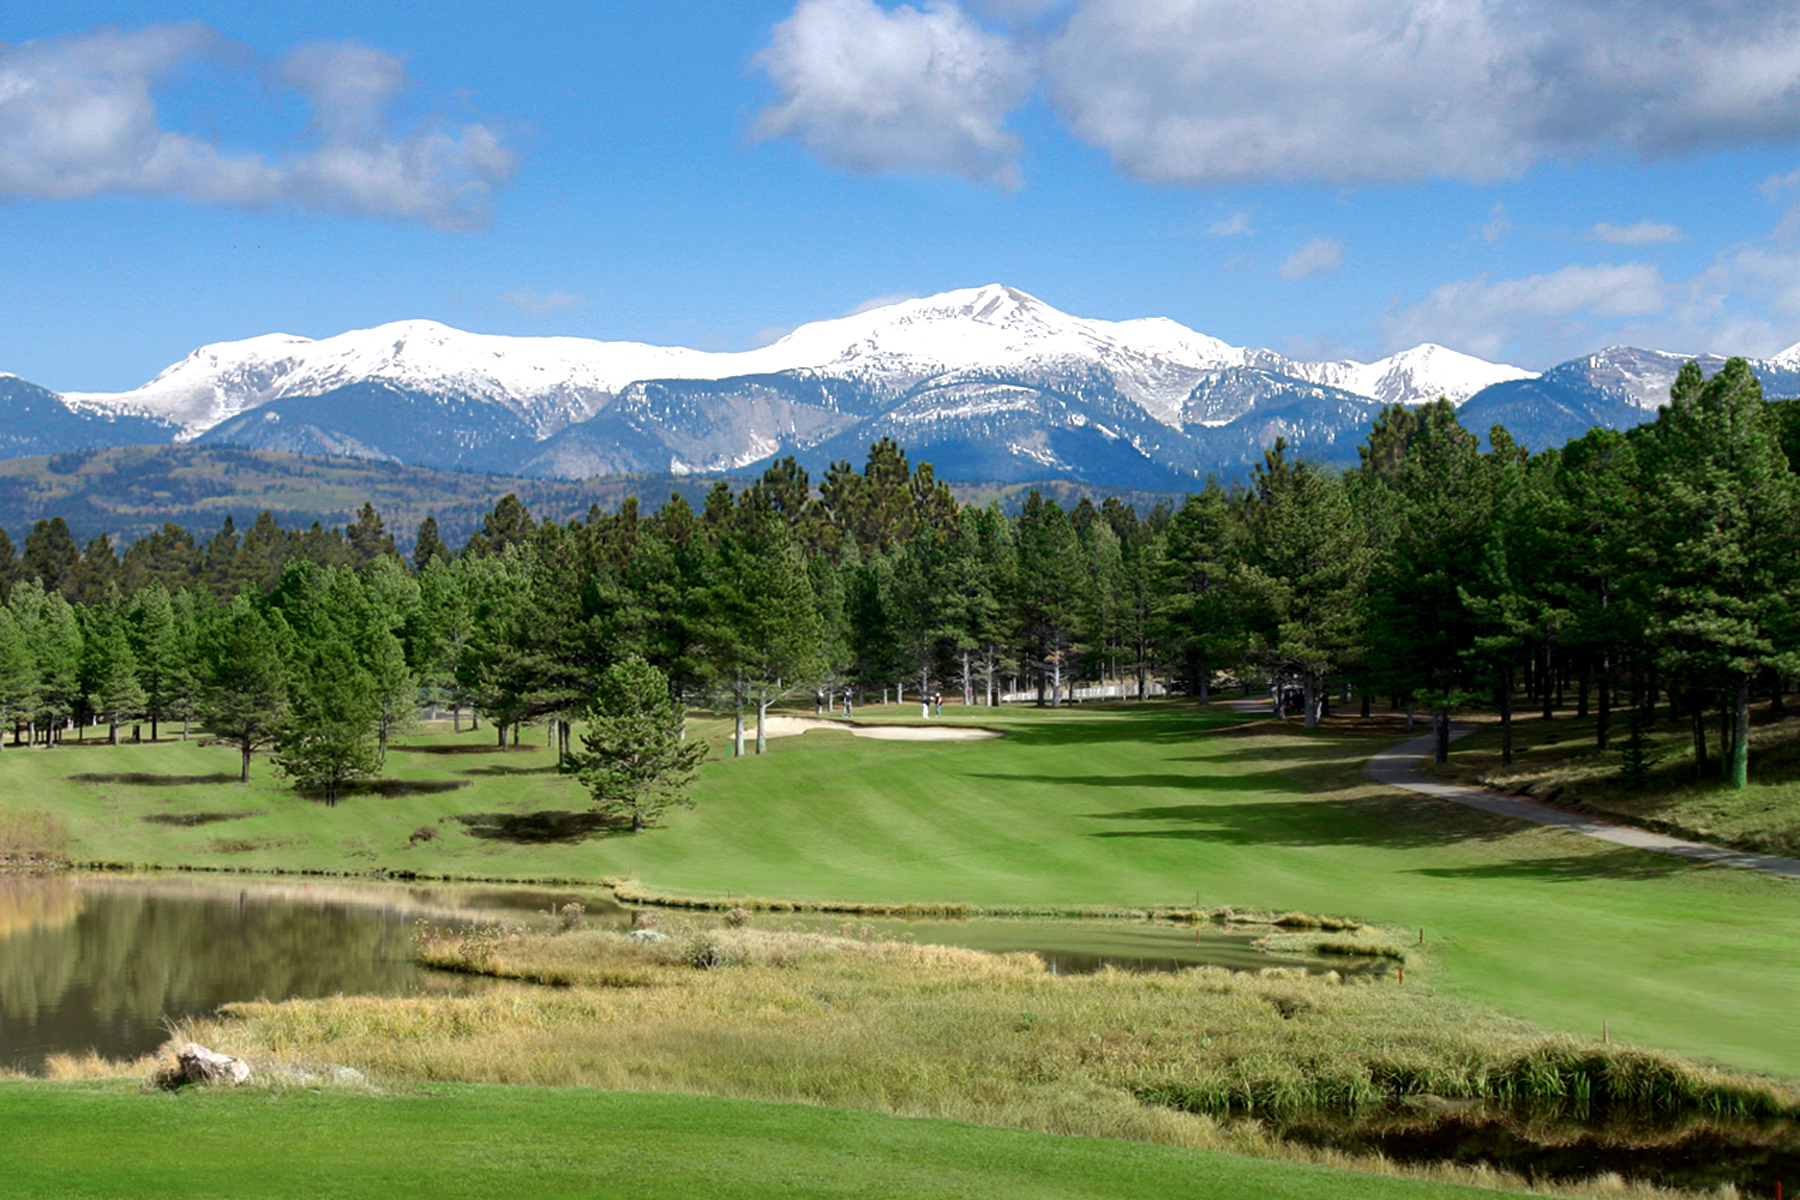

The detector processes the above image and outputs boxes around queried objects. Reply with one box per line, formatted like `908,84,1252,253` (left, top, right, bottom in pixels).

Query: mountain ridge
14,286,1800,487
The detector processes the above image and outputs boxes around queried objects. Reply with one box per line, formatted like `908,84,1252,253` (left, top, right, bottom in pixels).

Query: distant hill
0,445,1188,552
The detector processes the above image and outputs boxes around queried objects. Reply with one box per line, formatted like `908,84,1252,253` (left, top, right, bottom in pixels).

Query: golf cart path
1367,727,1800,880
1225,696,1800,879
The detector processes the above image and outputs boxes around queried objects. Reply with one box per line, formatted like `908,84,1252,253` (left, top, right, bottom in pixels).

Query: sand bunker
755,715,1002,742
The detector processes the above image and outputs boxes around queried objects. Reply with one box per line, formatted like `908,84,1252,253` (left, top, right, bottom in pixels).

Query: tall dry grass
0,807,70,863
165,919,1794,1190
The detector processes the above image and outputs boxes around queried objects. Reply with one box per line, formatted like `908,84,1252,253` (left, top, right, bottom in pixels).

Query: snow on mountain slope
61,285,1535,439
1292,343,1536,407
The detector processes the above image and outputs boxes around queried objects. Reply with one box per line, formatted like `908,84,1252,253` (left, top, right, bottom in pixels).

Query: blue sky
3,0,1798,392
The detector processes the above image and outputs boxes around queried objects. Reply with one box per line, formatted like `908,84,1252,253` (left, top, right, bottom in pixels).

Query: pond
2,872,1791,1191
0,873,620,1073
0,872,1364,1073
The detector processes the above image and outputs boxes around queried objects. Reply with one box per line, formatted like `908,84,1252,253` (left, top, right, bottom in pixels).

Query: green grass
8,701,1800,1076
1422,705,1800,858
0,1079,1526,1200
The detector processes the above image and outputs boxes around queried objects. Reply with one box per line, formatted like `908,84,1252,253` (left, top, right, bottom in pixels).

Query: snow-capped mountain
62,285,1531,441
11,286,1794,487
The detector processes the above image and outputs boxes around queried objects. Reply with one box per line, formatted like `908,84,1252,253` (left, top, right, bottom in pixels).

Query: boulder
628,928,669,943
178,1043,250,1086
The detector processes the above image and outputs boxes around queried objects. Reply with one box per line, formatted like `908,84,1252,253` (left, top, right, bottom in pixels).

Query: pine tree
22,517,81,599
413,516,452,573
1237,441,1370,729
129,583,184,742
1157,483,1235,703
80,587,145,744
1639,360,1800,789
570,656,709,832
274,622,382,805
0,607,38,751
194,596,290,781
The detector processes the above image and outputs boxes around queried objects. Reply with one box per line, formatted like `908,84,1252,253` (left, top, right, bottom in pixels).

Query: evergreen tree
0,527,17,603
129,582,184,741
20,586,83,744
274,619,382,805
1236,441,1370,728
1639,360,1799,789
1013,492,1088,705
464,494,536,558
571,655,709,832
1157,483,1235,703
0,607,37,751
700,504,823,755
80,586,145,744
346,502,397,566
22,518,81,599
413,515,452,573
194,596,290,781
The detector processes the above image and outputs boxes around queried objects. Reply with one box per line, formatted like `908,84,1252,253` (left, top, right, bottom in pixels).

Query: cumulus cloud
0,24,514,228
844,290,920,315
1480,203,1509,244
499,288,585,318
752,0,1034,188
1382,263,1669,362
1279,236,1343,280
1208,211,1251,236
1588,220,1682,246
1039,0,1800,185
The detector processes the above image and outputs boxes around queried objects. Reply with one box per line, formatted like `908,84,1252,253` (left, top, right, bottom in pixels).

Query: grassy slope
8,702,1798,1075
0,1081,1513,1200
1423,706,1800,858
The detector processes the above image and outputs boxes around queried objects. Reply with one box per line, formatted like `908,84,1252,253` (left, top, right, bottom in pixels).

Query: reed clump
176,918,1795,1147
0,808,71,865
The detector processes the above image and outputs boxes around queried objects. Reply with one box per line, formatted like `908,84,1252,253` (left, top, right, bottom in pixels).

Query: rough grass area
6,702,1800,1077
1421,705,1800,858
0,1079,1557,1200
183,922,1796,1126
0,806,69,866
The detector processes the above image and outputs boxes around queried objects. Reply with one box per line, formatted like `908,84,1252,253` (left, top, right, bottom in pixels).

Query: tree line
1,358,1796,797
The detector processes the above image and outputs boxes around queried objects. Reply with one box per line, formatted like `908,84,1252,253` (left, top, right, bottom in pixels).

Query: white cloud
1587,220,1682,246
0,24,514,228
1039,0,1800,185
1382,263,1669,362
1279,237,1343,280
499,288,585,318
1208,211,1251,236
1480,203,1509,244
844,291,920,315
752,0,1034,188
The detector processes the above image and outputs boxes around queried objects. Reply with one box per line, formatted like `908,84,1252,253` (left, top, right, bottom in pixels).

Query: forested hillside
3,359,1797,797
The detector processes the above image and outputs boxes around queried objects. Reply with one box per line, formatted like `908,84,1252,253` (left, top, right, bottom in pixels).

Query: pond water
3,872,1790,1190
0,873,1362,1073
1278,1106,1800,1194
0,873,621,1073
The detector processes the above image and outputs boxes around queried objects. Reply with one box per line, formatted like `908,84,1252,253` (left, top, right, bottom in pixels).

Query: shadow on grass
458,763,563,778
1082,794,1521,849
454,809,621,843
389,743,542,756
68,772,242,787
1411,848,1697,882
142,810,260,826
295,779,471,803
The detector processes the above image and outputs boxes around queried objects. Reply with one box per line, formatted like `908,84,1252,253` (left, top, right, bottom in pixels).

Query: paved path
1364,728,1800,880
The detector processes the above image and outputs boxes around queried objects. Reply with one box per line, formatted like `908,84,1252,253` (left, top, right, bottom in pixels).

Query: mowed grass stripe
0,1081,1523,1200
7,701,1798,1074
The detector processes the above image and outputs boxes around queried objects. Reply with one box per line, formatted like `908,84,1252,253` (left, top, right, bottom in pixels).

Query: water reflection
0,873,1377,1074
0,873,623,1073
